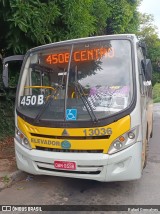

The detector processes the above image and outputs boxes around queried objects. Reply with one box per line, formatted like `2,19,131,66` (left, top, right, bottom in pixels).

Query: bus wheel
143,138,148,169
150,116,153,138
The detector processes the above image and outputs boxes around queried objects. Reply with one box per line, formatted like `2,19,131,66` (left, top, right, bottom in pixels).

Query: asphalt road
0,104,160,213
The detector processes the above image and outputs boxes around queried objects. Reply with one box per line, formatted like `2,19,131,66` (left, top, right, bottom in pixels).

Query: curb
0,170,25,191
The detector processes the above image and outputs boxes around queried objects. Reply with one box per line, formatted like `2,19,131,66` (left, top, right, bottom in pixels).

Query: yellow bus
2,34,153,181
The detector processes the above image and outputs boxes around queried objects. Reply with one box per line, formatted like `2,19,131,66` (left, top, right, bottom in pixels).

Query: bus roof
29,34,137,53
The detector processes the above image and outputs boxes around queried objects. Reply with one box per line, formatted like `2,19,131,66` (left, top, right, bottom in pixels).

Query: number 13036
83,128,112,136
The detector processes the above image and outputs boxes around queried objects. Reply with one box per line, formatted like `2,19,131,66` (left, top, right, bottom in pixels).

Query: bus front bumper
15,139,142,182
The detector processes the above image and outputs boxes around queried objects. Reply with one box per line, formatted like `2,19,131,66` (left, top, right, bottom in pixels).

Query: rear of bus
14,34,151,181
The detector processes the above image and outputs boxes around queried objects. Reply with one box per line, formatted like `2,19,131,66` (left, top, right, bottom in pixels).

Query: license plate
54,160,76,170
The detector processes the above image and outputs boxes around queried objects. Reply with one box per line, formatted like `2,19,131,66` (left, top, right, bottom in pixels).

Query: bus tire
143,138,148,169
150,116,153,138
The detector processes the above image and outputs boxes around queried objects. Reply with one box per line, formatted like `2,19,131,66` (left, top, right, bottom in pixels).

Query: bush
153,83,160,103
0,96,15,140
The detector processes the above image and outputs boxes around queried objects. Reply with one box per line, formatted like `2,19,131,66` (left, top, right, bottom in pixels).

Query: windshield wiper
73,81,98,123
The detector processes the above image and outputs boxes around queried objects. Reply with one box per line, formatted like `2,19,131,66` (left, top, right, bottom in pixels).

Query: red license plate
54,161,76,170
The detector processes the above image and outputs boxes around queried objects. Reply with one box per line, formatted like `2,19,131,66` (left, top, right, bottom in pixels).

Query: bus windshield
17,39,133,122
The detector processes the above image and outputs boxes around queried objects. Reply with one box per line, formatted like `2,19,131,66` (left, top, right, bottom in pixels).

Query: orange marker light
20,133,24,139
119,136,125,142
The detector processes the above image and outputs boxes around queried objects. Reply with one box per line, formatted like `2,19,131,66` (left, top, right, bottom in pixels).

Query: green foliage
0,0,60,53
152,72,160,86
0,0,110,55
105,0,140,34
137,13,160,83
2,175,10,184
153,83,160,103
0,97,15,140
92,0,111,35
52,0,96,40
0,0,140,55
10,0,60,43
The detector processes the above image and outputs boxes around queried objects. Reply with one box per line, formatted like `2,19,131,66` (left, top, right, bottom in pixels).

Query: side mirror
139,41,147,57
2,55,24,88
145,59,152,81
3,62,9,88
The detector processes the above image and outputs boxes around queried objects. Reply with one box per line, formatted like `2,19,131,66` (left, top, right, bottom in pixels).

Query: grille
35,161,103,175
37,166,101,175
31,133,110,140
36,146,103,153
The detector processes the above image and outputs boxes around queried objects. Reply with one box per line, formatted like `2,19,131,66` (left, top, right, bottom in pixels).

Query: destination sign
45,47,114,65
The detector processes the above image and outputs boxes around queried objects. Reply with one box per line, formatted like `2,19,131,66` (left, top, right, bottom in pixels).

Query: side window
32,71,41,86
31,71,41,95
137,48,146,95
32,71,50,86
43,74,50,86
31,70,50,95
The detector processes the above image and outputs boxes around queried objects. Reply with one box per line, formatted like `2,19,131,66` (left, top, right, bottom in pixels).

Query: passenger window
43,74,50,86
31,71,51,96
138,48,146,95
32,71,41,86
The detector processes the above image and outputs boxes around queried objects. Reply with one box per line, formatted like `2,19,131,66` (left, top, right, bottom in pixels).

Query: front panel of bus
14,35,143,181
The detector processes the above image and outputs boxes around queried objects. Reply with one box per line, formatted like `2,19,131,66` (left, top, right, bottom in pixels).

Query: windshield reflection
17,39,133,122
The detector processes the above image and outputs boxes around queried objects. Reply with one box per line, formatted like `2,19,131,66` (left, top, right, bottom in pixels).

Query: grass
2,175,10,184
153,83,160,103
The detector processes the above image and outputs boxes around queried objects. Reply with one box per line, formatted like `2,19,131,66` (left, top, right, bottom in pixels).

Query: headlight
108,126,138,155
15,127,31,150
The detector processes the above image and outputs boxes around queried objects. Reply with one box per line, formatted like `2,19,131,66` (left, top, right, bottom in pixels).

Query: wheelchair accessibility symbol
66,109,77,121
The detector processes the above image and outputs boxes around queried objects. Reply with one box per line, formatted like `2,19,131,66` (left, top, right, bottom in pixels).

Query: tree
0,0,110,55
105,0,141,34
0,0,142,56
137,13,160,85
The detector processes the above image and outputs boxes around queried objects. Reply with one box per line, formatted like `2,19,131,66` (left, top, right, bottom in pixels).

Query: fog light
113,141,123,150
23,138,29,145
16,130,21,136
128,132,135,139
117,162,124,168
16,129,24,139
